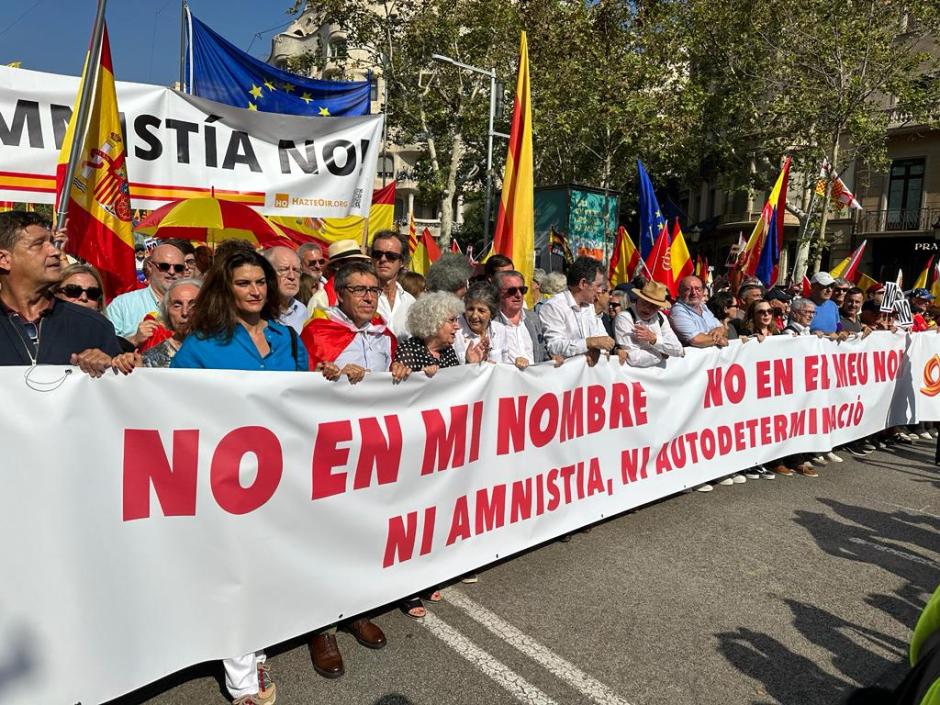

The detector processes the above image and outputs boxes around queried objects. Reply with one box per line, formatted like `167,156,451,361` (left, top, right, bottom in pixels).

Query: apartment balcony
857,207,940,235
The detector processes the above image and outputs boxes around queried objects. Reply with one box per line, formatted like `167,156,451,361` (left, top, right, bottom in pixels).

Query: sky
0,1,297,85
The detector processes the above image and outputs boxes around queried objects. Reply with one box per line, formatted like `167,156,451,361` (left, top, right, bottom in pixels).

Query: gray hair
297,242,323,259
158,278,202,332
407,291,465,340
464,281,499,319
492,270,525,289
541,271,567,296
790,297,814,312
262,245,299,265
610,289,628,305
532,268,547,286
424,252,472,294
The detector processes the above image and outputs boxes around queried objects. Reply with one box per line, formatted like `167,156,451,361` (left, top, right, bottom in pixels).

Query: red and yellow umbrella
136,196,293,248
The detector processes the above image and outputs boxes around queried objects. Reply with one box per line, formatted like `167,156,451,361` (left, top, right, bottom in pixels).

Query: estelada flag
491,32,535,288
408,213,418,257
609,226,639,286
645,224,675,296
301,308,397,371
670,218,693,283
55,26,137,299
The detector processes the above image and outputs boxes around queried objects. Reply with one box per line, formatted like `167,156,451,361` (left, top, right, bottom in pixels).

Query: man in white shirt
494,270,549,367
107,242,185,346
371,230,415,339
263,246,308,333
538,256,614,363
299,242,330,312
614,280,684,367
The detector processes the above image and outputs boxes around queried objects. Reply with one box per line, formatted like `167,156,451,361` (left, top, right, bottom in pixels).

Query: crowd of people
1,209,935,704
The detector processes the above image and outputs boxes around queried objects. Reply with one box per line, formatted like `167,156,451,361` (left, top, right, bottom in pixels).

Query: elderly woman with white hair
396,290,486,377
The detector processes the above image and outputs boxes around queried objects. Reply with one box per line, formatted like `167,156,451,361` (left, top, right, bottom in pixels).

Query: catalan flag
609,225,639,286
408,213,418,257
491,32,535,289
55,26,137,298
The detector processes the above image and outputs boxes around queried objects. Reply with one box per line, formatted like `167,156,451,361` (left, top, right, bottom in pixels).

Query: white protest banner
0,333,920,705
904,331,940,420
0,65,383,217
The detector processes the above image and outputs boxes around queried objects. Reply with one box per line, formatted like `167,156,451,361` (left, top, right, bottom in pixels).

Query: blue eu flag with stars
636,159,666,260
184,11,372,117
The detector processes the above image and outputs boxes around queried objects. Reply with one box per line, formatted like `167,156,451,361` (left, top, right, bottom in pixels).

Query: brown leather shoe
346,618,387,649
795,463,819,478
309,632,344,678
772,464,795,477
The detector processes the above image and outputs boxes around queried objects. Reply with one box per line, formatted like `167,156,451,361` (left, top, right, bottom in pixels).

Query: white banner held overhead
0,65,382,217
0,332,924,705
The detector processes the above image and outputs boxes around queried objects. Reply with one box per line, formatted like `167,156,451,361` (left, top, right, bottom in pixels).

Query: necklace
8,314,42,366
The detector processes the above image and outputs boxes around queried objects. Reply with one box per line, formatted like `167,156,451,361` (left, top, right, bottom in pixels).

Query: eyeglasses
275,266,302,276
755,308,772,315
59,284,102,300
372,250,403,262
609,302,622,310
501,286,528,297
342,285,382,297
152,261,185,274
304,258,327,267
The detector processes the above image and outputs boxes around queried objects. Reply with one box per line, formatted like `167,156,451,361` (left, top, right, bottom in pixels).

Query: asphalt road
110,437,940,705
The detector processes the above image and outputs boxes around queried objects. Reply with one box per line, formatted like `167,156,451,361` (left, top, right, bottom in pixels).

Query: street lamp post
431,53,506,249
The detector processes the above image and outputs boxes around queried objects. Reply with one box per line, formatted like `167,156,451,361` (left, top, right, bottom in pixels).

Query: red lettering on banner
587,458,605,496
446,496,471,545
420,506,436,556
610,382,648,429
546,468,561,511
670,437,687,469
760,416,772,445
655,444,673,474
353,416,402,490
774,413,788,442
510,478,532,522
496,395,527,455
872,350,901,382
312,420,352,500
586,385,606,433
530,393,559,448
703,364,746,407
123,429,199,521
804,355,831,391
559,464,576,503
790,410,806,436
211,426,283,515
383,511,416,567
755,359,793,399
469,400,483,463
475,485,506,534
561,387,584,441
700,428,715,459
422,405,468,474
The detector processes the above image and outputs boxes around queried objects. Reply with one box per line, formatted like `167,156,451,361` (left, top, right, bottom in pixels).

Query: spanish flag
829,240,867,283
608,226,639,286
410,227,441,276
914,256,935,290
670,218,693,283
55,26,137,298
491,32,534,286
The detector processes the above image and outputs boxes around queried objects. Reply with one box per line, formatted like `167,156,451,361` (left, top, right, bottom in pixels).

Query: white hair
407,291,465,340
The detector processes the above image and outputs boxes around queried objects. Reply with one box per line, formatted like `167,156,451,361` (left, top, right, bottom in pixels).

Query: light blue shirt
278,299,310,334
106,285,159,338
669,300,721,346
810,299,840,334
171,321,308,371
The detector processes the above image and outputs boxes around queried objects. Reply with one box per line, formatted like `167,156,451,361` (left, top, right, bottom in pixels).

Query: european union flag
637,160,666,260
184,10,372,117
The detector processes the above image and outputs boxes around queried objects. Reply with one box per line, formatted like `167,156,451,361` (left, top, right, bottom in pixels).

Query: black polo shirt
0,297,121,366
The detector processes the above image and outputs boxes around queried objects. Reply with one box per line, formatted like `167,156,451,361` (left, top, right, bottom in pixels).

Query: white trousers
223,650,266,699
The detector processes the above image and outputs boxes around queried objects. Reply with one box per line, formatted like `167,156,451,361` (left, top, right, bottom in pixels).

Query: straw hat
632,280,671,309
326,239,370,263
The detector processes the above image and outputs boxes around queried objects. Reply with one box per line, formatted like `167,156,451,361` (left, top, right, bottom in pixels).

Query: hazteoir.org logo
274,193,289,208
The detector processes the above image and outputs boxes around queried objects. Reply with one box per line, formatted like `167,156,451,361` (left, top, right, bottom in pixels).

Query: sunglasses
756,308,772,314
152,261,185,274
59,284,102,300
501,286,528,297
304,258,327,267
372,250,403,262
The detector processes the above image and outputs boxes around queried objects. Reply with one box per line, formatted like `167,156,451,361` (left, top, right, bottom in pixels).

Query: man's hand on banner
70,349,113,377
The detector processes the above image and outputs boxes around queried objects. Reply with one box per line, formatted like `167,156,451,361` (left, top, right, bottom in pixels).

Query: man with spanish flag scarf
300,260,409,383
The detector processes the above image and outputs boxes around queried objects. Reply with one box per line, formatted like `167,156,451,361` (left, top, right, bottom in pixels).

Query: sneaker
812,455,828,466
826,452,844,463
896,433,915,443
232,663,276,705
931,429,939,439
695,483,714,492
772,464,795,477
744,468,761,479
795,463,819,478
846,445,866,458
461,573,479,584
757,466,775,480
717,477,734,486
920,431,933,440
731,473,747,484
863,442,878,452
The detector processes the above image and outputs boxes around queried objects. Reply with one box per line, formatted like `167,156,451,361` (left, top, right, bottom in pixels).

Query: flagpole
55,0,108,228
179,0,188,92
791,172,819,284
